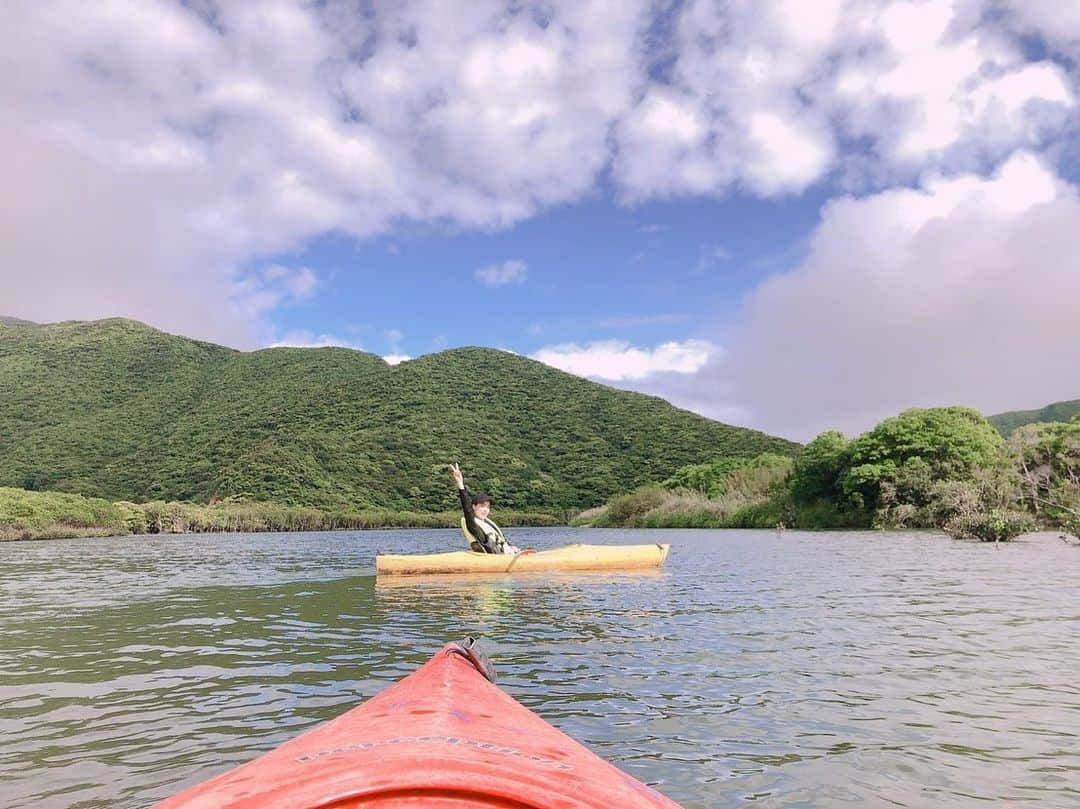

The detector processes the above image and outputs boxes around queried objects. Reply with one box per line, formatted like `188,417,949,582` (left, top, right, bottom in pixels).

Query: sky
2,0,1079,441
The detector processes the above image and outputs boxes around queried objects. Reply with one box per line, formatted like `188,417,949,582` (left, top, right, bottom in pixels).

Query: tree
842,407,1005,519
1009,417,1080,539
790,431,850,505
931,468,1034,542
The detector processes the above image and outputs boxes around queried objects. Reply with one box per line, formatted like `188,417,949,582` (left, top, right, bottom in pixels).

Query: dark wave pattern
1,529,1077,808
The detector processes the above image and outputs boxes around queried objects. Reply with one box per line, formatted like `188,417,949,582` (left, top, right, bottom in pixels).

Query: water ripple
0,528,1077,808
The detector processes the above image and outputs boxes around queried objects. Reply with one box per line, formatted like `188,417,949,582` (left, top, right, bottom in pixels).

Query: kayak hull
375,543,670,576
155,642,682,808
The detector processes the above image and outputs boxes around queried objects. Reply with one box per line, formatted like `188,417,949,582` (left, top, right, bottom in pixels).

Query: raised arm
449,463,493,553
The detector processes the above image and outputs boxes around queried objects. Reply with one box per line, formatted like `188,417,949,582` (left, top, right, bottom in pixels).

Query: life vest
461,515,511,554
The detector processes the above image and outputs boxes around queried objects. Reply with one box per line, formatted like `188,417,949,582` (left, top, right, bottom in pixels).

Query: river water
0,528,1077,808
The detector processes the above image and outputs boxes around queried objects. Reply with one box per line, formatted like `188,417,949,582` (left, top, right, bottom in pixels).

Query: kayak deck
156,640,683,808
375,543,669,576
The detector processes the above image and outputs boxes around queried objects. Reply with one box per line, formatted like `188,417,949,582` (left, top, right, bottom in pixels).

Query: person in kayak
449,463,521,554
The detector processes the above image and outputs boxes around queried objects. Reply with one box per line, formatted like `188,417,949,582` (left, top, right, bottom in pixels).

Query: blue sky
267,190,829,358
3,1,1080,439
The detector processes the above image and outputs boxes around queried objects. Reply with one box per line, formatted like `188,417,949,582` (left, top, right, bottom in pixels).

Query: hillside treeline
579,408,1080,542
0,318,797,512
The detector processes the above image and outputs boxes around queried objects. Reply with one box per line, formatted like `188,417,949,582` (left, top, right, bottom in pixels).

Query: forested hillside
0,318,798,511
989,400,1080,437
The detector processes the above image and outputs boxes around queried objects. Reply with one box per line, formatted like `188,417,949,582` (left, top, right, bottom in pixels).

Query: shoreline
0,520,573,543
0,486,564,543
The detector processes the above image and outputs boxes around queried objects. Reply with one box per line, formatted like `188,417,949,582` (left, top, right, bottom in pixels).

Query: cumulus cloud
262,266,318,300
531,339,719,381
0,0,647,344
233,265,319,318
270,331,363,350
1,0,1078,366
656,151,1080,439
1003,0,1080,58
615,0,1076,197
474,259,528,287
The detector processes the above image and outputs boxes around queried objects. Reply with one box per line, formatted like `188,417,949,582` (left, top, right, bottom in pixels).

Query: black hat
471,492,492,505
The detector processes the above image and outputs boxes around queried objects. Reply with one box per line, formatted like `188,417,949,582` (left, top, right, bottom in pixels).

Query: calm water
0,528,1077,808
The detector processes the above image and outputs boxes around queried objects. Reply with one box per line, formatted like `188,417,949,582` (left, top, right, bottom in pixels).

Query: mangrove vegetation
580,407,1080,542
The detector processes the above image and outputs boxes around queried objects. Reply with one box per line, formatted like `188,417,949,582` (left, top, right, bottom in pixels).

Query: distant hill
0,315,36,326
988,399,1080,437
0,318,799,511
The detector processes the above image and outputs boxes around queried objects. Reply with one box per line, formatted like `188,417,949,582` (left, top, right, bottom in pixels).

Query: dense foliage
1009,418,1080,538
0,318,797,513
840,407,1006,523
588,408,1079,542
576,454,795,529
0,486,130,539
661,457,752,497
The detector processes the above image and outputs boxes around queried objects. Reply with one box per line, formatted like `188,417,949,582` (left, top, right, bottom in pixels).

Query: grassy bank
0,487,561,541
570,454,845,530
571,485,866,530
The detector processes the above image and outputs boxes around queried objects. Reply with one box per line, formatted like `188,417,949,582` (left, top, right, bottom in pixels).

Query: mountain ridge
0,317,799,511
988,399,1080,437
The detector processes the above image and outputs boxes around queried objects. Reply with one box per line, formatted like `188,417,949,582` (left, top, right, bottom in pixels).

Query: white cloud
0,1,647,344
531,339,719,381
270,331,363,350
682,151,1080,439
383,353,412,365
838,1,1075,166
746,111,834,194
1,0,1079,356
474,259,528,287
615,0,1076,197
232,265,320,319
1003,0,1080,58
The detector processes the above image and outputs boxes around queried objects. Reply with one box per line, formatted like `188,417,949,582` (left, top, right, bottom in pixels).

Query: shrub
943,509,1035,542
0,487,128,540
597,485,668,527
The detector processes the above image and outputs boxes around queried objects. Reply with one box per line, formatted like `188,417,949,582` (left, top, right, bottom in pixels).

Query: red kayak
156,638,683,808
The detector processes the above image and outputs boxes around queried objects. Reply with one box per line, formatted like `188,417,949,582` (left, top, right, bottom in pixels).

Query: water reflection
0,529,1077,808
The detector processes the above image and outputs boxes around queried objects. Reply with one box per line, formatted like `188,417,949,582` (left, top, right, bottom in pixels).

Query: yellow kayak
376,543,670,576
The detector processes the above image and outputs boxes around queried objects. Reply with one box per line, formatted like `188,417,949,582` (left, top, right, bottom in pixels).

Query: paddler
448,463,521,554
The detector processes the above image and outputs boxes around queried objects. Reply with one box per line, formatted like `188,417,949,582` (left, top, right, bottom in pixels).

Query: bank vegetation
576,408,1080,543
0,488,559,542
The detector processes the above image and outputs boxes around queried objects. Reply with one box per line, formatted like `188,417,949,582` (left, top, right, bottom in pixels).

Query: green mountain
988,400,1080,437
0,318,799,511
0,315,36,326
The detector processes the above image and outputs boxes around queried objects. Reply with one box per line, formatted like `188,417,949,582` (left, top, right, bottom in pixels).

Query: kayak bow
156,639,683,808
